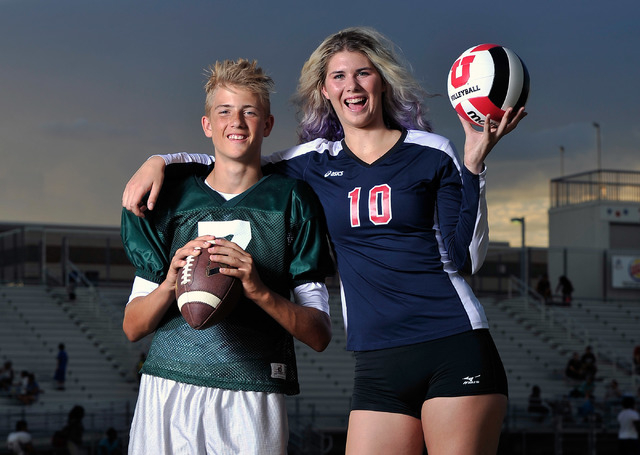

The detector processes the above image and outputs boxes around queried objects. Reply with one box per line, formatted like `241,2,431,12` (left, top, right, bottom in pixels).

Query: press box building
548,169,640,300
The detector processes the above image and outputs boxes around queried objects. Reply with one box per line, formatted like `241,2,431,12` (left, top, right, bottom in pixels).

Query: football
175,253,243,330
447,43,529,127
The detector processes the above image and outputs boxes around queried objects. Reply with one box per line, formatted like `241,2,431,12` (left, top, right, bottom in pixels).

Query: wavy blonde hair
204,59,274,116
293,27,432,143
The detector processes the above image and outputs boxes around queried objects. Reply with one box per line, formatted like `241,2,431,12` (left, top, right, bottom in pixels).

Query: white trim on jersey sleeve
156,152,214,166
293,282,330,316
405,130,458,167
447,273,489,329
261,138,342,165
127,276,159,304
469,166,489,274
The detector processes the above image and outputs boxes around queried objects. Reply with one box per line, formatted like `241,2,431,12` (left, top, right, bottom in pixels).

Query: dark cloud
0,0,637,247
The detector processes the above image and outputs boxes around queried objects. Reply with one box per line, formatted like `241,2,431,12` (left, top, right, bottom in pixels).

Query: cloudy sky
1,0,638,247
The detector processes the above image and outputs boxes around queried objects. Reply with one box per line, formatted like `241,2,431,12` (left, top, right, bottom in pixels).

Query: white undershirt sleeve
293,282,330,316
156,153,214,166
127,276,159,304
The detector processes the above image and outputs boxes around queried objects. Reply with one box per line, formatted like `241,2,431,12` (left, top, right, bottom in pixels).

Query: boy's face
201,84,274,163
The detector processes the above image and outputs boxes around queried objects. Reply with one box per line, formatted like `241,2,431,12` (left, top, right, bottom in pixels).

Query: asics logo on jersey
324,170,344,178
462,375,481,385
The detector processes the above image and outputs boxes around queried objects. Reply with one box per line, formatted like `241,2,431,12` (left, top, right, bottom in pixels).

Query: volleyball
447,44,529,127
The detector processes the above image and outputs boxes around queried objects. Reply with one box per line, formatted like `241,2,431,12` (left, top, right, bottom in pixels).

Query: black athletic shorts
351,329,508,418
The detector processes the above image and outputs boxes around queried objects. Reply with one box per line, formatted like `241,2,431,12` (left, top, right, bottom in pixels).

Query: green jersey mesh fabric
121,172,333,395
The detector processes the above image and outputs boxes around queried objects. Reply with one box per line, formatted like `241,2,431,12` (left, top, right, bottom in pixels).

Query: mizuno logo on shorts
462,375,481,385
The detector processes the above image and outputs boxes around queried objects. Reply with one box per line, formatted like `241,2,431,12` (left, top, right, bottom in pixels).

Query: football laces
180,255,196,285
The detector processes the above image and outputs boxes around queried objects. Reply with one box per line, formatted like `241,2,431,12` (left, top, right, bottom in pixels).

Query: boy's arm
123,276,176,342
248,280,331,352
209,238,332,352
123,237,214,342
252,286,332,352
122,153,212,217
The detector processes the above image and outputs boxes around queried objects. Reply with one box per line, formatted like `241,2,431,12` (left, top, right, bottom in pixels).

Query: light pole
559,145,565,177
511,217,526,294
593,122,601,171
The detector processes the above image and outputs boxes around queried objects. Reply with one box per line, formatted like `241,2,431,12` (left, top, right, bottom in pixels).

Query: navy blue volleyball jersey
262,130,489,351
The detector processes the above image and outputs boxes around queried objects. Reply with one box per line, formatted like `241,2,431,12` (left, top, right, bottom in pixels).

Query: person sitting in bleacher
617,396,640,455
0,360,14,393
565,352,585,381
6,419,34,455
527,385,551,422
577,392,599,423
633,345,640,376
570,375,596,401
605,379,623,408
580,345,598,380
17,373,41,405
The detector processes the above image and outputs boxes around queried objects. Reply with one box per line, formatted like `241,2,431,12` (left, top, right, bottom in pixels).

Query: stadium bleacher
0,285,143,411
1,282,638,454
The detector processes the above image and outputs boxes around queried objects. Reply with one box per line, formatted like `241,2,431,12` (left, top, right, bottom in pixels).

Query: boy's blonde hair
204,59,274,116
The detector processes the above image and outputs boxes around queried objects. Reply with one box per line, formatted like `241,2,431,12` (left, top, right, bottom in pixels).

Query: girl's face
321,50,386,133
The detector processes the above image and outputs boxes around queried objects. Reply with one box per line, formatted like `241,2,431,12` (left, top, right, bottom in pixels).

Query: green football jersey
121,171,333,395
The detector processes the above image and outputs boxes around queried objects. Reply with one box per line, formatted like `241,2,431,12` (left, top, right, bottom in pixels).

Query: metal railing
550,169,640,209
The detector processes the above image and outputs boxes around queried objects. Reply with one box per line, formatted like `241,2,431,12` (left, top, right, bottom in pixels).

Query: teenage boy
121,59,334,454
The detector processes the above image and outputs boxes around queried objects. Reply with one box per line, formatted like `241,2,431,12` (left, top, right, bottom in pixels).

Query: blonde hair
204,59,274,116
293,27,431,143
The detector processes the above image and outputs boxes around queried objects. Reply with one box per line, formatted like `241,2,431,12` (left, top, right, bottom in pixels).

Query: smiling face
201,84,274,163
321,50,386,134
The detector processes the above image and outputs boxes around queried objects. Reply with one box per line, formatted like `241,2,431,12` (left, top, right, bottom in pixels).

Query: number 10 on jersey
348,185,392,227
